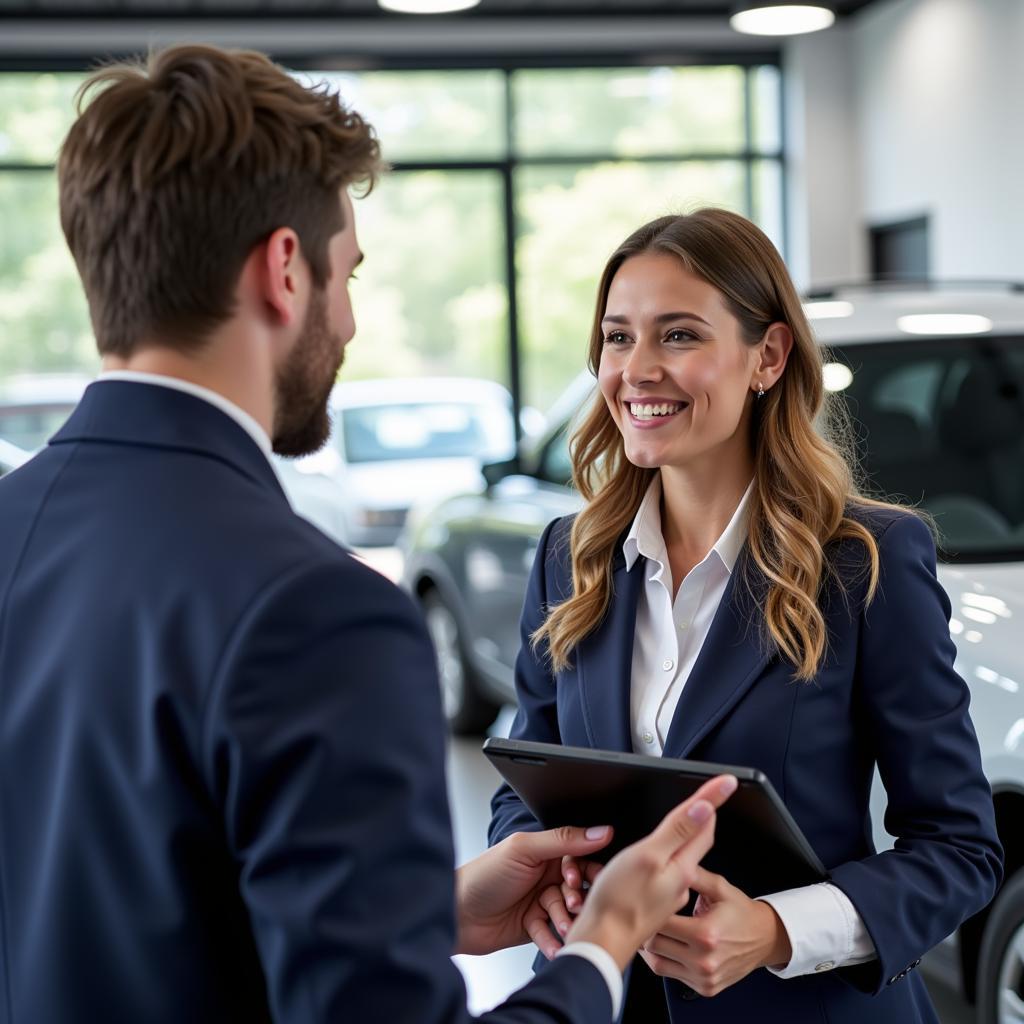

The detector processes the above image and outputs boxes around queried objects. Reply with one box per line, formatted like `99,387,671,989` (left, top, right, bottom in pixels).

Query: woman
488,209,1002,1024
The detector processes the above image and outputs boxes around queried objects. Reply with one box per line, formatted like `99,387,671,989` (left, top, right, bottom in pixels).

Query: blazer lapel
662,550,774,759
575,554,644,752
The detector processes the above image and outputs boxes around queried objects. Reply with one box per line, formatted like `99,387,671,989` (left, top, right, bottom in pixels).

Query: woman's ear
754,322,794,392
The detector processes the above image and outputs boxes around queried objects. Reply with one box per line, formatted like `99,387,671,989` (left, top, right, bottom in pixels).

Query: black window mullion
503,68,523,445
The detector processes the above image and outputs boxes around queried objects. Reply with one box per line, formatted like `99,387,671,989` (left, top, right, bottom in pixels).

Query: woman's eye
666,329,696,343
603,331,629,345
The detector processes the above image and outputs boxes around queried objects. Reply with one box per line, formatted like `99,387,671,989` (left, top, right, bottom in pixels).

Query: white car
295,377,517,547
0,373,352,548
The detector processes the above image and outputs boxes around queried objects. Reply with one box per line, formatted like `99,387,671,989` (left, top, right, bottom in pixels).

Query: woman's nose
622,341,664,386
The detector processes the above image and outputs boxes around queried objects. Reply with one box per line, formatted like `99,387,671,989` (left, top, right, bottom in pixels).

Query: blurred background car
295,377,518,546
0,373,353,548
0,436,30,478
400,280,1024,1017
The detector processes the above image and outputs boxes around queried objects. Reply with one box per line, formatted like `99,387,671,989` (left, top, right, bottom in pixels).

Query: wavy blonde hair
535,208,905,681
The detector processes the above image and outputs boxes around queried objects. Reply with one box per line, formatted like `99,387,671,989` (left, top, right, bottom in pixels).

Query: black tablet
484,737,827,897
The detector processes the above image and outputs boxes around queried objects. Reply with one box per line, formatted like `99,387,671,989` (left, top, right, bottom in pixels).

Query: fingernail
585,825,610,840
558,922,569,935
720,775,738,797
687,800,713,823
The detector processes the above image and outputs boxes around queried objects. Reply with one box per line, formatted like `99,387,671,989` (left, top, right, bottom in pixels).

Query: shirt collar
623,476,754,576
96,370,274,464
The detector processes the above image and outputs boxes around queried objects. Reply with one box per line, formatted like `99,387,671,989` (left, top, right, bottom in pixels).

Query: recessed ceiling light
803,300,854,320
730,2,835,36
896,314,993,336
822,362,853,392
378,0,481,12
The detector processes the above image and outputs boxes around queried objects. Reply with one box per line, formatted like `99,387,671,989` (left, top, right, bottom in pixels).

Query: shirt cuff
556,941,623,1020
757,882,877,979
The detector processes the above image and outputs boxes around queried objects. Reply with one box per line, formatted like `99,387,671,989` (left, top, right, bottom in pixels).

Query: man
0,45,734,1024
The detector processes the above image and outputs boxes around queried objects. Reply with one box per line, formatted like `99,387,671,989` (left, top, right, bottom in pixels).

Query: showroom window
0,61,783,418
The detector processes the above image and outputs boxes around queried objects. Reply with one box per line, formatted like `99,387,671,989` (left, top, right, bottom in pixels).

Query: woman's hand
455,824,615,958
532,853,603,943
639,867,793,997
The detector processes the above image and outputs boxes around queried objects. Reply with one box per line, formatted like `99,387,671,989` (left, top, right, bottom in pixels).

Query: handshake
455,774,738,972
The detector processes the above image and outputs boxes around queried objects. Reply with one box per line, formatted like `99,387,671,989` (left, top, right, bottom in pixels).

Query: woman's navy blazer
490,507,1003,1024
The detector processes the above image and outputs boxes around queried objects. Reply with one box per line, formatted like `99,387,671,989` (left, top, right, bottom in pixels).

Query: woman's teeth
629,402,684,420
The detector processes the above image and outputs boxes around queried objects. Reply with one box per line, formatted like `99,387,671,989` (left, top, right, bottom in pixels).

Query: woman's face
597,251,761,474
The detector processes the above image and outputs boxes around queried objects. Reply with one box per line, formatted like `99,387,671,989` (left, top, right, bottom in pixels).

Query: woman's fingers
561,880,582,914
524,903,563,960
539,883,574,939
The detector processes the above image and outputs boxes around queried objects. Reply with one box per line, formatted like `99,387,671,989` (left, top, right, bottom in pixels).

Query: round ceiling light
378,0,481,12
897,314,994,336
730,2,835,36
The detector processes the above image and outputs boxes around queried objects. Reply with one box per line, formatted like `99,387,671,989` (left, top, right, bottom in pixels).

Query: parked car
0,437,30,478
0,373,353,548
401,281,1024,1020
296,377,517,546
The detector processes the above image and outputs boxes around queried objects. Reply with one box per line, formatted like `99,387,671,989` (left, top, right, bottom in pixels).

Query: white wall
855,0,1024,279
788,0,1024,285
783,24,866,290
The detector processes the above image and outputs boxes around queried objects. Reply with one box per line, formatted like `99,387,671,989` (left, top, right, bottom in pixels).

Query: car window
0,404,74,451
535,425,573,487
339,400,514,464
830,335,1024,561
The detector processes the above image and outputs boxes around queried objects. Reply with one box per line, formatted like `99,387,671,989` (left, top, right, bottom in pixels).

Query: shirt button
642,731,655,745
662,659,674,671
814,961,834,972
678,621,689,630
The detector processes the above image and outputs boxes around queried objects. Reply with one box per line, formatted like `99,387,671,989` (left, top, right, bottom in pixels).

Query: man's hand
455,824,616,958
566,775,738,971
639,866,792,996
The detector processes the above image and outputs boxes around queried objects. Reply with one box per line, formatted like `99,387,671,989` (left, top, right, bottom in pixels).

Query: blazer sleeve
201,555,611,1024
828,513,1003,995
489,517,568,847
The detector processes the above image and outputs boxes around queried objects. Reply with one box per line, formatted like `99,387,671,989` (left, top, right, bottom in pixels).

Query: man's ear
260,227,306,328
755,322,794,391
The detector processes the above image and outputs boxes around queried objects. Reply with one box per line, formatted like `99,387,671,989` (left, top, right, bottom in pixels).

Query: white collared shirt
96,370,275,464
623,477,875,978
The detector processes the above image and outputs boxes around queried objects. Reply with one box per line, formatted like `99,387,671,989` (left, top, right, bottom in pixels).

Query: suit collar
577,544,774,757
51,379,287,500
96,370,274,461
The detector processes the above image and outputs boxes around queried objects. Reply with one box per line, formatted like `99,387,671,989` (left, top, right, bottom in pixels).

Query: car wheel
421,589,499,736
977,869,1024,1024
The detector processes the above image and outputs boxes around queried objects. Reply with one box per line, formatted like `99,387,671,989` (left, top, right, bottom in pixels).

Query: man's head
58,45,380,453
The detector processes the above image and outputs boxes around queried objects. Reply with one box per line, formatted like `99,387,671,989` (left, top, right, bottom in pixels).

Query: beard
272,287,344,458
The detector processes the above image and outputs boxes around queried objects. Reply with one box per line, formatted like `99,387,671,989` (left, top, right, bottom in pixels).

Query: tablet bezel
484,737,827,895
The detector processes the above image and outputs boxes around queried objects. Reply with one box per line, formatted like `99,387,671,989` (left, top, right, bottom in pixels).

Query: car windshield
829,334,1024,561
0,404,76,452
340,400,515,465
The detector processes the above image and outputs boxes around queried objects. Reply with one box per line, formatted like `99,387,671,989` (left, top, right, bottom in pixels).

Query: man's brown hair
58,45,382,356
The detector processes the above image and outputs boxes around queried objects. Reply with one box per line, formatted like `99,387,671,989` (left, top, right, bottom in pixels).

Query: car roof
330,377,512,409
0,373,92,405
804,282,1024,346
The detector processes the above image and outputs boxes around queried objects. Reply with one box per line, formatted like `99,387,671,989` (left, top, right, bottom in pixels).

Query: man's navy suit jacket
0,380,611,1024
490,508,1003,1024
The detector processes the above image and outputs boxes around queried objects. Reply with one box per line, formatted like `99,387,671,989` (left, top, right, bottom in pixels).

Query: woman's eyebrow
601,311,711,326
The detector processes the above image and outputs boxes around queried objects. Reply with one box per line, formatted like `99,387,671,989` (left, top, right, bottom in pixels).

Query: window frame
0,52,785,436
